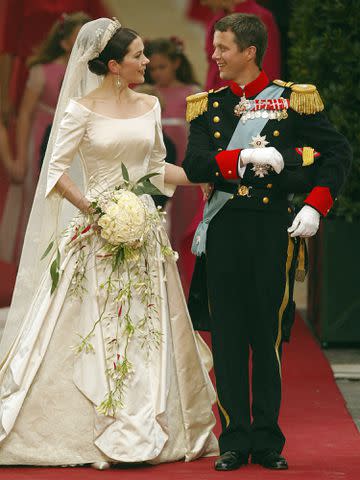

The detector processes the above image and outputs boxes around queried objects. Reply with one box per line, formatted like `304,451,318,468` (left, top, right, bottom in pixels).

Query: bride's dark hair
88,27,139,76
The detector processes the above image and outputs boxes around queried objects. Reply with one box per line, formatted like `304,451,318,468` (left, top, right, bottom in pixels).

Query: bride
0,18,218,468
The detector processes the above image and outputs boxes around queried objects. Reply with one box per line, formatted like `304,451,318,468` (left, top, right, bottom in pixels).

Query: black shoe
214,451,248,471
252,451,288,470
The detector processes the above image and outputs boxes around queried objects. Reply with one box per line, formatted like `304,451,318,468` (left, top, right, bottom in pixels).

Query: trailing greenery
288,0,360,221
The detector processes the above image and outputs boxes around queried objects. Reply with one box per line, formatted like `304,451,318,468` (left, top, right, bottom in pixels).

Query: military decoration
250,134,271,178
234,97,289,124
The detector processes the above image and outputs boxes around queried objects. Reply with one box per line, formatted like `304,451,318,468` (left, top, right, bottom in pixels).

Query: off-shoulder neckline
69,97,159,120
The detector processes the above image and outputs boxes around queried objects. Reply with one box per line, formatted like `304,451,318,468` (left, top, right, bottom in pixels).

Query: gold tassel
295,238,306,282
302,146,315,166
186,92,208,122
290,84,324,115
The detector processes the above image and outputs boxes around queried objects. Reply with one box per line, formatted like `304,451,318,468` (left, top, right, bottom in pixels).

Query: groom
183,13,351,471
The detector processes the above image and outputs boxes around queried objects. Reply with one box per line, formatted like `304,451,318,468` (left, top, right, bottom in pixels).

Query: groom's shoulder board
186,86,229,122
273,79,324,115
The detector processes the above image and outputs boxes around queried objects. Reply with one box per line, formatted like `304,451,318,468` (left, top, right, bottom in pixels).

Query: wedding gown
0,98,218,465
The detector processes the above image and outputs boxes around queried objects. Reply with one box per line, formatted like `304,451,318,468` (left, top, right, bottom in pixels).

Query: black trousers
206,199,294,456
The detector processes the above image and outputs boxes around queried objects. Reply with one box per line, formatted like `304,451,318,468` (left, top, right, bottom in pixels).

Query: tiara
94,17,122,56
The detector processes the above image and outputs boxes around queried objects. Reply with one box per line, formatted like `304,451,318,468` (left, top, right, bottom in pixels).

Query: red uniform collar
229,71,269,98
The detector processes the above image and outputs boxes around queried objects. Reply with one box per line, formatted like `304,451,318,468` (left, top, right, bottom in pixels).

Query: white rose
98,190,148,246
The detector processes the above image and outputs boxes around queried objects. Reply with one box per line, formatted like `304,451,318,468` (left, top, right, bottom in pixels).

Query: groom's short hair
214,13,268,68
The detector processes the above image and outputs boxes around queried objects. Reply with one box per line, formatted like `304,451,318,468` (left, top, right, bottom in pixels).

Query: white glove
240,147,284,174
288,205,320,237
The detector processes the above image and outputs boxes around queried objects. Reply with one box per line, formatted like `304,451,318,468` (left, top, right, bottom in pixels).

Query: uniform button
213,116,220,123
266,183,273,189
217,147,223,151
215,172,220,177
273,130,280,137
288,207,292,213
213,101,219,108
214,131,221,139
262,197,270,204
228,170,232,175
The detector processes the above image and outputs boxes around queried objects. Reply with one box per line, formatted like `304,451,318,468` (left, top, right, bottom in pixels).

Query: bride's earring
115,71,121,89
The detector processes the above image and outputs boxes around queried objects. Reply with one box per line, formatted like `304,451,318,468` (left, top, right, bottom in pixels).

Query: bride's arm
54,173,92,214
164,162,192,186
46,101,90,205
164,163,210,200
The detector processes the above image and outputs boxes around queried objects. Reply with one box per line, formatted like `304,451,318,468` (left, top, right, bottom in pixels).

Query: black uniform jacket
183,82,351,209
182,79,352,333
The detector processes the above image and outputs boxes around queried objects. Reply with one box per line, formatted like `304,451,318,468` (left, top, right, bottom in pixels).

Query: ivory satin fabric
0,99,218,465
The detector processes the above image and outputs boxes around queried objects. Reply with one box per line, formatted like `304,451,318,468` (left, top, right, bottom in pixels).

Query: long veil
0,18,121,360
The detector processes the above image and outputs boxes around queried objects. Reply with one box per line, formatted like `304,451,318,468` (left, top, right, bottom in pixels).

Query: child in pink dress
0,12,91,264
145,38,204,297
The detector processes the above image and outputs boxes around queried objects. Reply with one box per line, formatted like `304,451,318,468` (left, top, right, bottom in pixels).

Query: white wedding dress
0,98,218,465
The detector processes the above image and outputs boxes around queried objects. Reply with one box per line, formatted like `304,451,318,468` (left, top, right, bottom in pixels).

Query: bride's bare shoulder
76,95,97,110
134,92,158,109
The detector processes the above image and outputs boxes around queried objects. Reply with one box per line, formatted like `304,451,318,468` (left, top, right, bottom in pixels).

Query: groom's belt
216,183,286,200
214,183,292,213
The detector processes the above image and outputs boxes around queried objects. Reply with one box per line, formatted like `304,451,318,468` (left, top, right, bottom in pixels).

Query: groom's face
212,30,253,81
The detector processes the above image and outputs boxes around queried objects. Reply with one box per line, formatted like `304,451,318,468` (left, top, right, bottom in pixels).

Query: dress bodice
46,97,174,198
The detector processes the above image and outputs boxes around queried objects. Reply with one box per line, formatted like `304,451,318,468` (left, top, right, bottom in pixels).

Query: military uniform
182,71,351,458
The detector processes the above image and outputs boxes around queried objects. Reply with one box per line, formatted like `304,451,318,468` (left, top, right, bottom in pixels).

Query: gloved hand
288,205,320,237
240,147,284,174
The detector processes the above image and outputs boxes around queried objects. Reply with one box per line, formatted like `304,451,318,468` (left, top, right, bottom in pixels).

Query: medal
235,97,289,123
249,134,271,178
234,95,250,117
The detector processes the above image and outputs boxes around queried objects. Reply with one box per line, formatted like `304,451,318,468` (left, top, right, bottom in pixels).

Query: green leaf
50,248,61,294
133,178,163,196
41,240,54,260
113,246,124,269
121,163,130,183
91,200,102,215
136,172,160,184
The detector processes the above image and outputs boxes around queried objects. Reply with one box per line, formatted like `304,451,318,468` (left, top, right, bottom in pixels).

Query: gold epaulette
186,91,208,122
273,79,324,115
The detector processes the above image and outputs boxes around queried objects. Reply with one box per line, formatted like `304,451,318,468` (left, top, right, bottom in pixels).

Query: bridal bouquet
42,164,177,415
97,190,148,247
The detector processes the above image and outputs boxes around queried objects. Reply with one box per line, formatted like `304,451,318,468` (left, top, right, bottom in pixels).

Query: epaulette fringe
273,79,324,115
186,92,208,122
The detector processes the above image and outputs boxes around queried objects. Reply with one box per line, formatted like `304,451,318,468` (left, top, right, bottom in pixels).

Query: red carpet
1,315,360,479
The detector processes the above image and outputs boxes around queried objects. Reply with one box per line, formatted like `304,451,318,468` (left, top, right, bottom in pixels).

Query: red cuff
304,186,333,216
215,149,241,180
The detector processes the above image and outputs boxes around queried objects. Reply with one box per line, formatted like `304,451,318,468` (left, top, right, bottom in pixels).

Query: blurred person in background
0,12,91,264
0,0,108,120
133,83,178,211
187,0,280,89
145,37,204,297
0,1,108,269
0,119,14,181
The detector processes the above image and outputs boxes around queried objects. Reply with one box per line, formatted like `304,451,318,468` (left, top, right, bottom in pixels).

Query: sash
192,84,285,256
